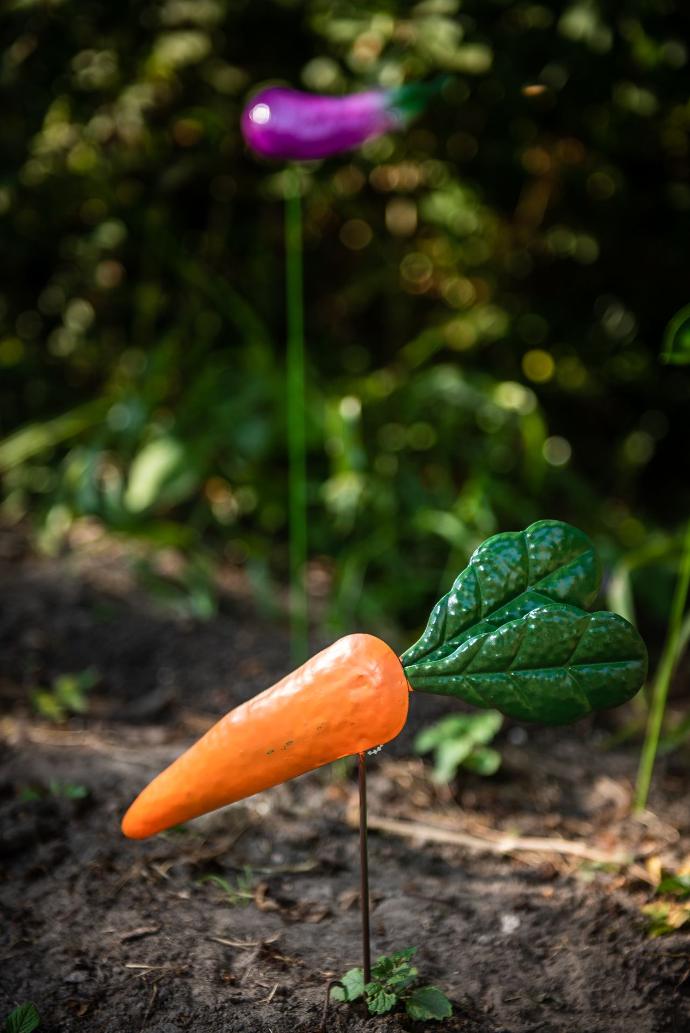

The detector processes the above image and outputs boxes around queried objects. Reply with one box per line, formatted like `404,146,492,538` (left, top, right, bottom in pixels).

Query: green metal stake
284,167,308,663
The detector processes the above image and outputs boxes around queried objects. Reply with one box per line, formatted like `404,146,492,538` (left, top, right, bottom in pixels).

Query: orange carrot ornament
123,520,647,995
122,634,408,839
123,520,646,839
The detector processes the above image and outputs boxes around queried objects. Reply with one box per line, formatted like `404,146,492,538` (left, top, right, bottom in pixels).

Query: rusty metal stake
358,751,371,985
321,755,372,1032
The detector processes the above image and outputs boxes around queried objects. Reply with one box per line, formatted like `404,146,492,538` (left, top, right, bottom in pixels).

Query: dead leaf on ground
253,881,331,923
254,881,282,912
338,888,359,911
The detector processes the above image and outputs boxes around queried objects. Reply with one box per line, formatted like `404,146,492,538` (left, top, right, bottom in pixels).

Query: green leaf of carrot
401,520,600,668
405,604,647,724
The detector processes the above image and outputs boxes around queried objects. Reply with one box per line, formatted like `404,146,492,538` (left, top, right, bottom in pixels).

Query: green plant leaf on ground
19,782,88,802
463,745,501,775
657,874,690,898
331,968,365,1003
642,901,690,937
401,520,600,668
372,946,417,978
31,668,98,723
366,986,398,1015
4,1002,40,1033
332,948,452,1020
406,986,454,1021
196,868,254,906
405,604,647,724
49,781,89,800
415,711,502,782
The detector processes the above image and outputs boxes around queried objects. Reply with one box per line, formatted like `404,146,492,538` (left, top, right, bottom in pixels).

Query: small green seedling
19,781,88,802
415,711,503,782
332,947,452,1021
656,873,690,898
642,900,690,937
197,867,255,907
3,1002,40,1033
640,863,690,936
134,552,217,620
31,668,98,722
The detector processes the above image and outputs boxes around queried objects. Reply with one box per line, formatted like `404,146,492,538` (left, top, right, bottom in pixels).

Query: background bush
2,0,689,644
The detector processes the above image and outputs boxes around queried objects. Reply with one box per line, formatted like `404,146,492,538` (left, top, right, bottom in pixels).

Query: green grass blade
634,519,690,812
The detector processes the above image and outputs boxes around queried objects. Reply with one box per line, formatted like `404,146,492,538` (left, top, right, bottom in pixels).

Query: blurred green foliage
31,667,99,722
1,0,689,640
415,710,503,781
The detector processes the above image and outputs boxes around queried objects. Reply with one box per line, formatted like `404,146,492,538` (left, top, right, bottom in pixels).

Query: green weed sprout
415,711,503,782
31,668,98,723
197,868,255,907
19,781,88,802
331,947,452,1021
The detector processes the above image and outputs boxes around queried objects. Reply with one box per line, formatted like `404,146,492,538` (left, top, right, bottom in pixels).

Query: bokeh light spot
340,219,372,250
543,436,572,466
522,349,555,383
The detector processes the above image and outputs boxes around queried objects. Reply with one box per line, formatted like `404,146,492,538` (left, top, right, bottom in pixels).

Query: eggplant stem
285,166,308,663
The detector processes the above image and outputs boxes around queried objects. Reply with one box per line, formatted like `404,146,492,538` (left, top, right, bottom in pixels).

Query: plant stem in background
634,519,690,812
284,167,308,662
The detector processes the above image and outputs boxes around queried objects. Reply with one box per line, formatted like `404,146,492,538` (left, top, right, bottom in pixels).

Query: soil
1,529,690,1033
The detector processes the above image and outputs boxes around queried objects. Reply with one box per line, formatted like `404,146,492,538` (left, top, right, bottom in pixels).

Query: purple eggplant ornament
241,80,446,161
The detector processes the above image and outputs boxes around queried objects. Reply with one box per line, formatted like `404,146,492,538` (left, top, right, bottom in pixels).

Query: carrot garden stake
240,80,446,662
124,520,647,986
122,633,408,839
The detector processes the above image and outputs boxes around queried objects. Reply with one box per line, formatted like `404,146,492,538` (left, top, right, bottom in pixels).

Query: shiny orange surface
122,633,409,839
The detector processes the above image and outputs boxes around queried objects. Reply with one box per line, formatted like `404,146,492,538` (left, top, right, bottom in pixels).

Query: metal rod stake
358,751,371,985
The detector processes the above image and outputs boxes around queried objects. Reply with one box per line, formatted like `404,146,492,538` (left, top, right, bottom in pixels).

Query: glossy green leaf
404,604,647,724
662,304,690,365
401,520,600,669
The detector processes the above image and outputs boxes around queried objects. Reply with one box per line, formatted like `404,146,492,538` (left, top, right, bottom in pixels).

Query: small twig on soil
262,983,280,1004
209,934,280,950
365,813,632,865
239,946,262,984
119,925,160,943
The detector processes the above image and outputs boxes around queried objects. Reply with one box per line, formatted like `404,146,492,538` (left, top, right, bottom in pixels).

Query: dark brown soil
1,531,690,1033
